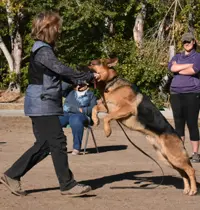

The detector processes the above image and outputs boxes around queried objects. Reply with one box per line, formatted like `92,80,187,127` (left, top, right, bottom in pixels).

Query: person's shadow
68,145,128,154
0,142,6,151
26,170,200,195
26,170,150,195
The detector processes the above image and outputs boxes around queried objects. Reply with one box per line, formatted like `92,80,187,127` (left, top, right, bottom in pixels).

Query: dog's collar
104,76,119,92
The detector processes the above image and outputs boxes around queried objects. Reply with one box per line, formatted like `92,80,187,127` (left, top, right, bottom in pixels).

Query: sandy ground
0,116,200,210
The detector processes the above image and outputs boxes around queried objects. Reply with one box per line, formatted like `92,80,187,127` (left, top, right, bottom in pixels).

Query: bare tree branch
0,35,14,72
170,0,178,45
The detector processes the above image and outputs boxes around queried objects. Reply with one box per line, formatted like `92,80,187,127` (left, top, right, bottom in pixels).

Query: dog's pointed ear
106,58,118,67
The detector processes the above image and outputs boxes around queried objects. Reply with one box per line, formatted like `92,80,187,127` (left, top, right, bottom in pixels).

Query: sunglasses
182,40,192,44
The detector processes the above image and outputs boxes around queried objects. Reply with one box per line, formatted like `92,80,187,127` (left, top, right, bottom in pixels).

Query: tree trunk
0,35,14,72
188,0,195,33
5,0,22,93
157,20,165,41
133,13,144,48
0,0,22,102
133,3,146,48
169,45,175,60
104,17,115,35
12,30,22,77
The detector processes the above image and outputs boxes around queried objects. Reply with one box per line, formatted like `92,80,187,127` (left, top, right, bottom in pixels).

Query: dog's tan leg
170,157,197,195
175,168,191,195
175,164,196,195
92,103,107,126
146,135,190,194
160,135,197,196
103,106,133,137
184,165,197,195
156,134,197,195
170,160,197,195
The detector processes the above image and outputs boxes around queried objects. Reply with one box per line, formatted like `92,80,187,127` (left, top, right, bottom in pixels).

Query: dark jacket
24,41,94,116
63,89,97,117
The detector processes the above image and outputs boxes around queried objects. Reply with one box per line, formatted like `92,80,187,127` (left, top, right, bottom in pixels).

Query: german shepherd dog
88,58,197,196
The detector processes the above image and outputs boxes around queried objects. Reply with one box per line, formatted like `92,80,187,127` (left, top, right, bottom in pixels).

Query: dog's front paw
92,118,99,126
92,114,99,126
104,125,111,137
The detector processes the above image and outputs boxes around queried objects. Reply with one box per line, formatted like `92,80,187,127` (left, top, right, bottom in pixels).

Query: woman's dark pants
170,93,200,141
5,116,76,191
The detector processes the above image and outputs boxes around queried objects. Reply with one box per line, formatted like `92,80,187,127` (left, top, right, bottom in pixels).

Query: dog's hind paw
183,188,190,195
189,189,198,196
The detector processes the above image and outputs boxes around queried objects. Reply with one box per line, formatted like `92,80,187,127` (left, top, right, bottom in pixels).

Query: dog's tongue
94,80,97,89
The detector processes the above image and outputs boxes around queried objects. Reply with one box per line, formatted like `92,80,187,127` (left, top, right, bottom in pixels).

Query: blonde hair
31,11,62,44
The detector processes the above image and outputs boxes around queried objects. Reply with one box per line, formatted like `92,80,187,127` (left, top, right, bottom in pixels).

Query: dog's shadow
80,171,200,190
68,145,128,154
26,170,200,195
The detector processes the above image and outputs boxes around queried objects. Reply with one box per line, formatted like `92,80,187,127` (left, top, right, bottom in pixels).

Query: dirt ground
0,116,200,210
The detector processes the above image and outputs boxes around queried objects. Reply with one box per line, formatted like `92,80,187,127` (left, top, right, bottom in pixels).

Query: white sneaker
72,149,80,155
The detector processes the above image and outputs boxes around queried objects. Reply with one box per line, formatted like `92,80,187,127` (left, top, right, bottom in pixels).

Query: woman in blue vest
0,11,100,196
168,32,200,162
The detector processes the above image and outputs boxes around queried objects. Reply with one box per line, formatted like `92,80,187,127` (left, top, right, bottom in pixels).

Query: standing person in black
0,11,100,196
168,32,200,162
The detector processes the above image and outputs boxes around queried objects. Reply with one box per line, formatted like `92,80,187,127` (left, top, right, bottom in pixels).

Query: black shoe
191,153,200,163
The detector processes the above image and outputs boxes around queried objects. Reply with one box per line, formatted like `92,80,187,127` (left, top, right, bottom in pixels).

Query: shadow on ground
68,145,128,154
80,172,200,190
25,170,200,195
0,142,6,151
26,170,149,194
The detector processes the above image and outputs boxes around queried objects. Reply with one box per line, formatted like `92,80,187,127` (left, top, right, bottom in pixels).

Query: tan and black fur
89,58,197,196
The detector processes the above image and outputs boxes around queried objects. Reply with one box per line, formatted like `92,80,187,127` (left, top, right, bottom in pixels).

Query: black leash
110,120,164,189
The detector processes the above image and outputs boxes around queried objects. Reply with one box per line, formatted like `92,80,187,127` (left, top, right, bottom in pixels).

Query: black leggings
170,93,200,141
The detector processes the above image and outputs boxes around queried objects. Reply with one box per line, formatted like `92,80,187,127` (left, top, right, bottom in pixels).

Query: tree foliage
1,0,200,107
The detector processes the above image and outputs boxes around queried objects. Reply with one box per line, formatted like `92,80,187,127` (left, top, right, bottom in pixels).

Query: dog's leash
98,93,164,189
110,120,164,189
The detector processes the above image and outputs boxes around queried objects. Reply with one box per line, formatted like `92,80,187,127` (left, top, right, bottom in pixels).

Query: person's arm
64,103,80,113
170,62,193,72
168,55,178,72
168,54,192,72
179,53,200,75
178,67,196,75
35,47,97,84
61,81,73,97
